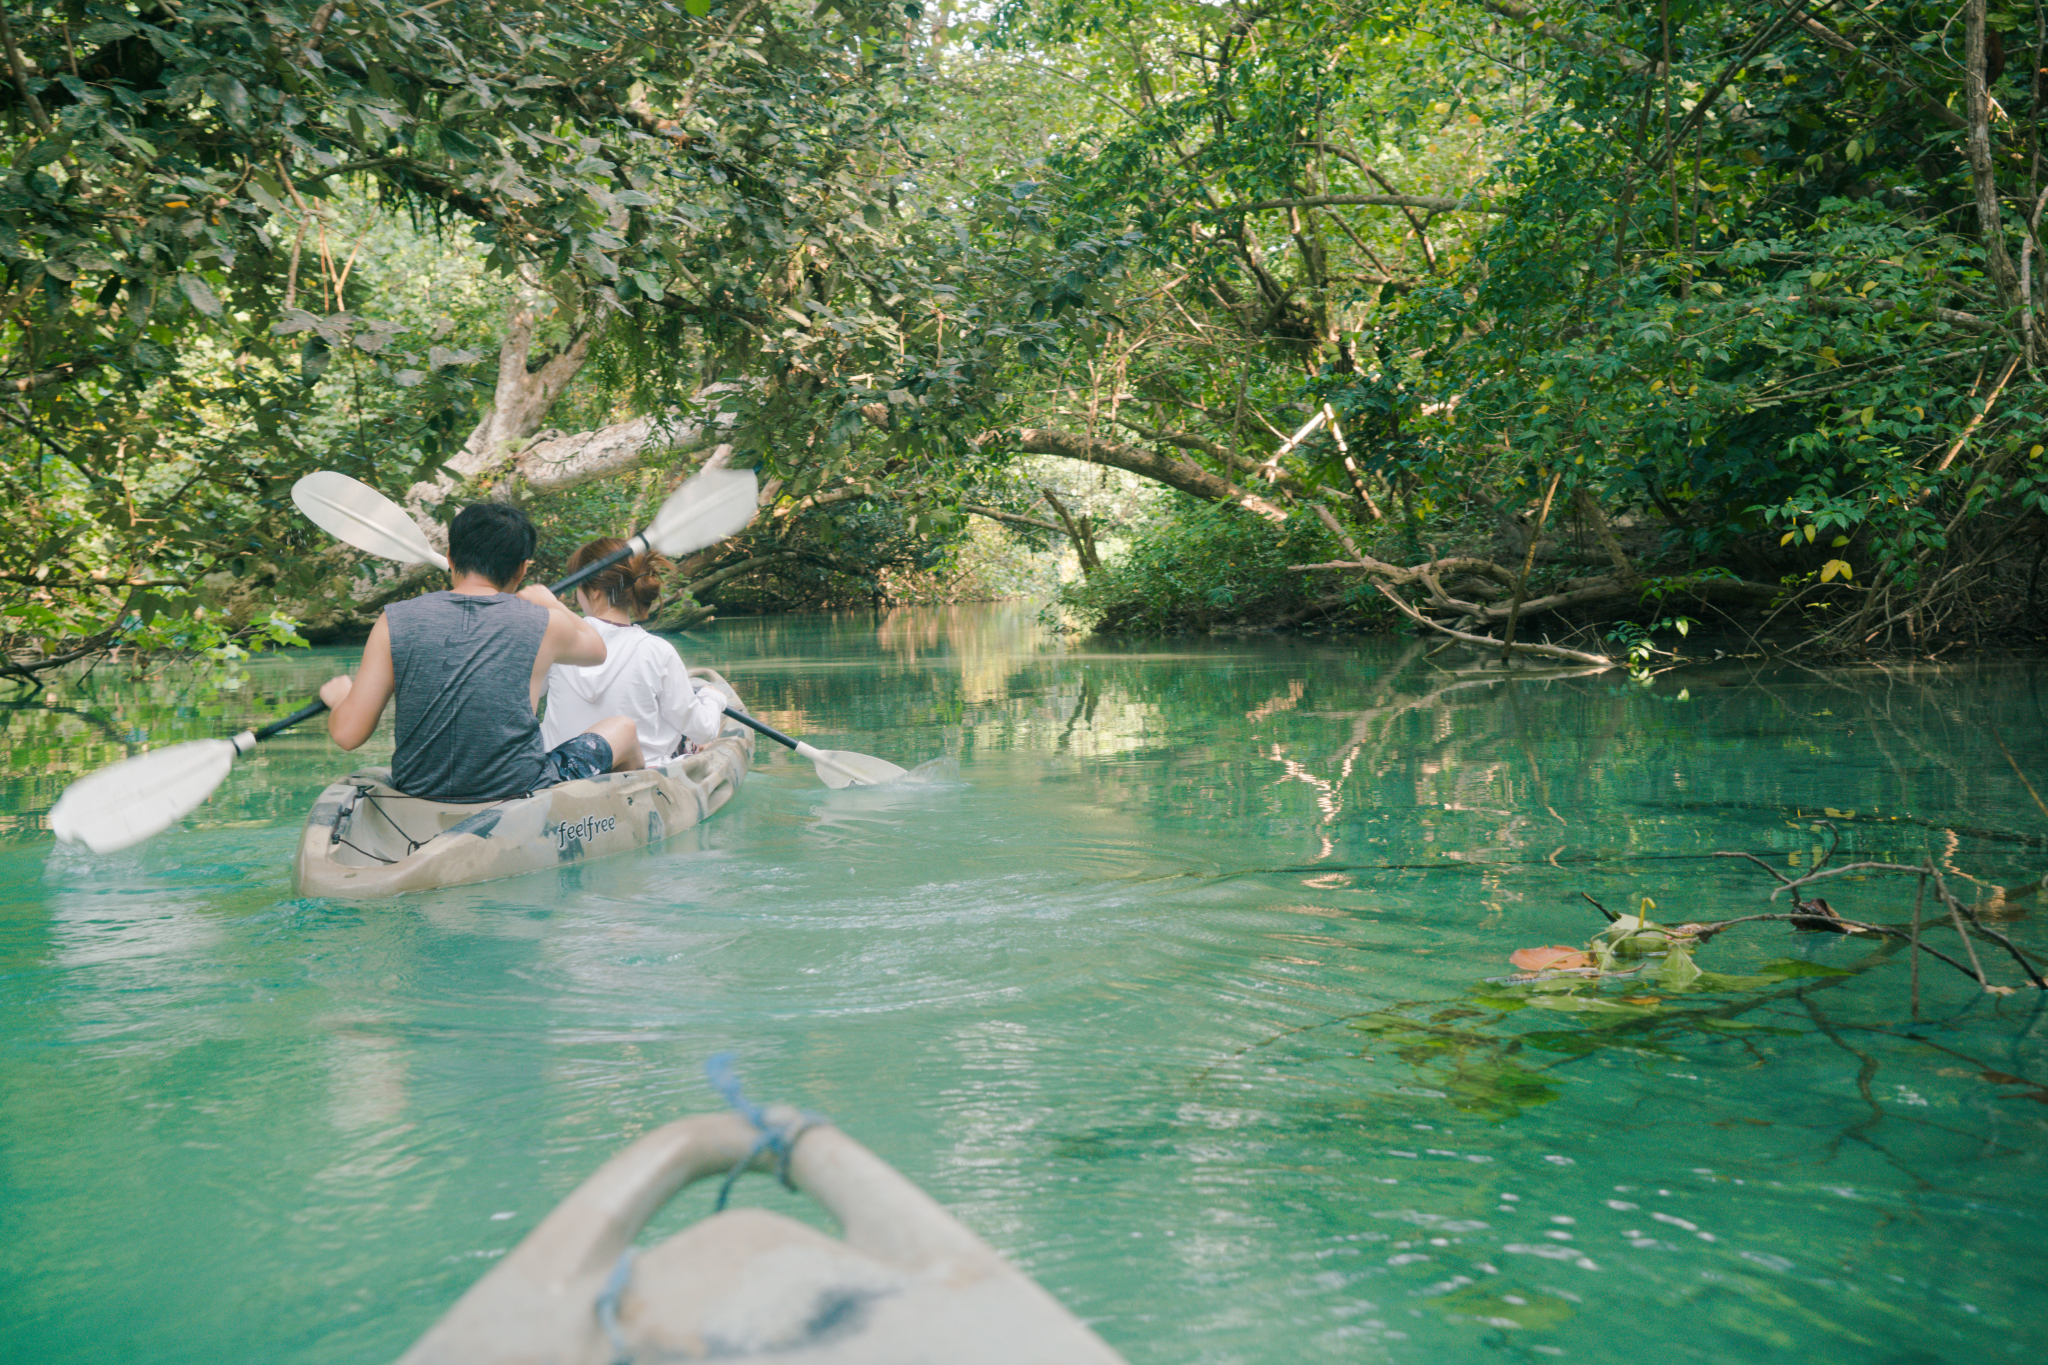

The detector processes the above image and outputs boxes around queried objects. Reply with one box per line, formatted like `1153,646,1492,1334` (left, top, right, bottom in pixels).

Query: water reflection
1,608,2044,1365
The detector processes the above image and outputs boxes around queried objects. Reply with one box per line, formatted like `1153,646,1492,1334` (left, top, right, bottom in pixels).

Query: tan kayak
396,1098,1131,1365
293,668,754,898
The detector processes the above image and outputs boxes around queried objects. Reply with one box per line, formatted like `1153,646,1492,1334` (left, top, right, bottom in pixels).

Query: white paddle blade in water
645,467,759,556
48,738,241,852
794,742,909,789
292,472,450,570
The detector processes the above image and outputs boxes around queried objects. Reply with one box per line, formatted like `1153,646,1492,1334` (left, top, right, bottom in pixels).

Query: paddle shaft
239,544,654,744
545,536,648,601
255,698,330,741
719,707,801,752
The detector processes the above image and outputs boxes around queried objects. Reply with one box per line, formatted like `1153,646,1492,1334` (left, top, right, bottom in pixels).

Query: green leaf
23,137,71,169
1656,946,1703,989
179,273,223,318
1689,970,1786,992
299,334,332,384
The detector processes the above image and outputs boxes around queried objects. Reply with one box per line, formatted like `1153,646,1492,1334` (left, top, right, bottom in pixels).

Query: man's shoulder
390,591,549,633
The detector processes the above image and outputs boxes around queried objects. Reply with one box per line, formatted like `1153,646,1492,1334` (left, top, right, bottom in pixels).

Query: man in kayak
317,502,646,801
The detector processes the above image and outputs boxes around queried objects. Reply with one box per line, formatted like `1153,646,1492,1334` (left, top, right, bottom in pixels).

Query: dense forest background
5,0,2048,672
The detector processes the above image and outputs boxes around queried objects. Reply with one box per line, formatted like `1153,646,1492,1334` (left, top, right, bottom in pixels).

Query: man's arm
320,615,397,751
519,584,607,705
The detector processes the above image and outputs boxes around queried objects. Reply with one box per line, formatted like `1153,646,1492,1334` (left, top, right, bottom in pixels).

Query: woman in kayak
540,537,726,762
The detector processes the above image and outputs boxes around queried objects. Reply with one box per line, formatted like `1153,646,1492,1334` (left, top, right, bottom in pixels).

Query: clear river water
3,604,2045,1364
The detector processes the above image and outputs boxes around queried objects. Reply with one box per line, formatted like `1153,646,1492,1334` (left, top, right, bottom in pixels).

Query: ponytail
565,536,671,619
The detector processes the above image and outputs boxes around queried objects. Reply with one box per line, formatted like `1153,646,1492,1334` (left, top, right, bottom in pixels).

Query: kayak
292,668,754,898
395,1095,1131,1365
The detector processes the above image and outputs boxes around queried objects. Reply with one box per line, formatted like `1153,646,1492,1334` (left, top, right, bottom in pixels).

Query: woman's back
541,618,697,759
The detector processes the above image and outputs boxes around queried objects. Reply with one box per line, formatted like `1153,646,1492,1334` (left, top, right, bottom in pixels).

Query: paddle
714,710,907,790
48,467,762,853
297,472,909,791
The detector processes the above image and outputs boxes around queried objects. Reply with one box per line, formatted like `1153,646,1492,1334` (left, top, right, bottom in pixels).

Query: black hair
448,502,537,588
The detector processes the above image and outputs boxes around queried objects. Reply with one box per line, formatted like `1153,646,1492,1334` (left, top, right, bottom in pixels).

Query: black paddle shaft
255,697,329,741
720,707,799,752
545,537,645,600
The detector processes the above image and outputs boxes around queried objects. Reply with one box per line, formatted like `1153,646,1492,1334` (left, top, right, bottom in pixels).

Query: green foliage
1359,924,1885,1121
960,0,2048,644
1055,496,1385,634
3,0,1044,652
12,0,2048,650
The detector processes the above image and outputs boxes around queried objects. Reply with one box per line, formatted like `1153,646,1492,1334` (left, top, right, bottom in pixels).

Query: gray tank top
384,591,549,802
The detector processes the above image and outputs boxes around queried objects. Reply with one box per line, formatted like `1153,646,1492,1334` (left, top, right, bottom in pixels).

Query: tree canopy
8,0,2048,669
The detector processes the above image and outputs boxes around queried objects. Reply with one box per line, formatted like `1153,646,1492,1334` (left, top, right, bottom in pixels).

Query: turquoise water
3,605,2045,1363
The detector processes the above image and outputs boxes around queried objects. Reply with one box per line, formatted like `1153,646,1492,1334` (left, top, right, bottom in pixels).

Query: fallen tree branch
1369,579,1615,666
1715,850,2048,990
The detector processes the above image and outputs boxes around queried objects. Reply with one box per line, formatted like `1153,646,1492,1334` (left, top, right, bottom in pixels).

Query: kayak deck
396,1098,1131,1365
293,668,753,898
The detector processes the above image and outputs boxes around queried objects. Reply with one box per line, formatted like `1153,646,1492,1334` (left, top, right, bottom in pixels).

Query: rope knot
705,1051,830,1210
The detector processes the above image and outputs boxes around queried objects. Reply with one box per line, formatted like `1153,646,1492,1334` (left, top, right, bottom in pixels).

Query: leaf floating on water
1511,945,1594,971
1469,984,1530,1012
1689,969,1786,992
1594,912,1672,958
1656,944,1704,989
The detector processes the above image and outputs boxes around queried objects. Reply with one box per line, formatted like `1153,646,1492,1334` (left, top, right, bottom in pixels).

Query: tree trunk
1012,426,1291,521
1965,0,2023,311
402,310,595,537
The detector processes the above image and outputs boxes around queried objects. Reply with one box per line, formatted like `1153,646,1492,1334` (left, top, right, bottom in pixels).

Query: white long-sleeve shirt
540,618,723,760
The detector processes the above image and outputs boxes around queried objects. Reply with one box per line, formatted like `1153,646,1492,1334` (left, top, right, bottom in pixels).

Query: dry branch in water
1712,820,2047,997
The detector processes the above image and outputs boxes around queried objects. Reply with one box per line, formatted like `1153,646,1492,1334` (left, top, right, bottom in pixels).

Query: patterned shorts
538,733,614,787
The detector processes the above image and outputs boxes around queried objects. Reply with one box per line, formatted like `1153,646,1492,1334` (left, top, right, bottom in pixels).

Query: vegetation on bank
6,2,2048,672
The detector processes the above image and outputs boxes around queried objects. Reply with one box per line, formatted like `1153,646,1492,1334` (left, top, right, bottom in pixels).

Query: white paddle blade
48,739,241,852
645,466,759,556
293,471,449,570
795,742,909,789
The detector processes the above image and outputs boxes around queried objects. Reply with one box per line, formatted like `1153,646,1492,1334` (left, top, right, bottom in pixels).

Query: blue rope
594,1246,637,1365
704,1051,829,1211
590,1056,830,1363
